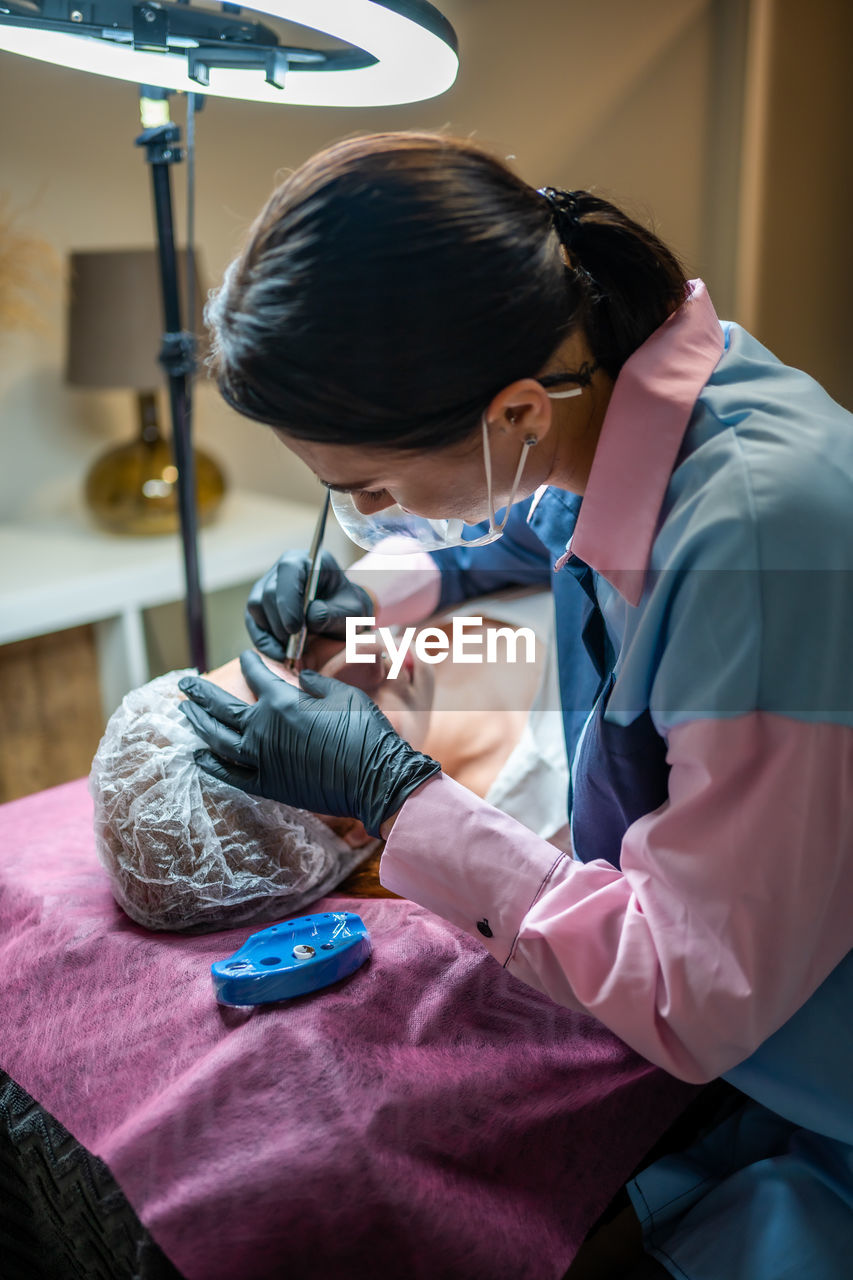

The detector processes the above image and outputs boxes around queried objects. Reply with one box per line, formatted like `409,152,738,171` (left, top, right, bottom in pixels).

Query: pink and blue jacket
352,282,853,1141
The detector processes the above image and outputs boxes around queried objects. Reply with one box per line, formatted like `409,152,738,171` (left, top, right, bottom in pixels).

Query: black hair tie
538,186,584,251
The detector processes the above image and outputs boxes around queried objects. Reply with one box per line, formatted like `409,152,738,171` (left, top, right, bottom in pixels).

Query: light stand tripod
135,88,207,672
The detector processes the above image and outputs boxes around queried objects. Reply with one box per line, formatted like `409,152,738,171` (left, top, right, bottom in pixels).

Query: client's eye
321,635,388,695
357,488,387,501
334,654,388,695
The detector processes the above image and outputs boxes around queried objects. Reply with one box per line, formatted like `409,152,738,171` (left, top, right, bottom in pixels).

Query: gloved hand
178,651,441,837
245,549,374,660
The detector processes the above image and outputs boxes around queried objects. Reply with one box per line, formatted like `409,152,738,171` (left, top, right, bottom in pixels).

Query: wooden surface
337,847,397,898
0,626,105,803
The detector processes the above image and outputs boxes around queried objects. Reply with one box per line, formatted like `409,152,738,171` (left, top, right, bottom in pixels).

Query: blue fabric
431,491,600,765
570,674,669,867
724,950,853,1147
607,327,853,733
432,494,555,611
628,1098,853,1280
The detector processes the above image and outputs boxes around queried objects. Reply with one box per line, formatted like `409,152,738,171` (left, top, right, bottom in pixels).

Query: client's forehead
200,628,431,759
203,636,380,704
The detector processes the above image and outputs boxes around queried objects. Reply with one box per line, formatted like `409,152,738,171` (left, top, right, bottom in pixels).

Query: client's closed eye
320,636,388,695
300,635,343,673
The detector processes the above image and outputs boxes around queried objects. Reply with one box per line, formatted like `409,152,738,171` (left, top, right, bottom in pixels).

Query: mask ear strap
482,415,497,527
494,434,537,533
482,415,538,537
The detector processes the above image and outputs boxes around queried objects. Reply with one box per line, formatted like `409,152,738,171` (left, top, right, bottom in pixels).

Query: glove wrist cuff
364,754,442,838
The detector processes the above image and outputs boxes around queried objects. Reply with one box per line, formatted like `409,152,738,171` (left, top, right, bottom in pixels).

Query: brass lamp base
84,391,226,536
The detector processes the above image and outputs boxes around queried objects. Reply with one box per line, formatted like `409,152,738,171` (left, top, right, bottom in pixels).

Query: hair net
89,670,373,933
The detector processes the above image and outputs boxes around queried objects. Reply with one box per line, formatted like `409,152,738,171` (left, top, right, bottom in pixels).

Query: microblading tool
284,489,332,669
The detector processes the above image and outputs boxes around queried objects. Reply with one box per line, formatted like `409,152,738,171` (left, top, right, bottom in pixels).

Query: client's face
206,632,434,751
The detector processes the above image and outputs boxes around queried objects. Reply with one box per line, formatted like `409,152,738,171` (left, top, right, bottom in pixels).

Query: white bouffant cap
89,670,370,932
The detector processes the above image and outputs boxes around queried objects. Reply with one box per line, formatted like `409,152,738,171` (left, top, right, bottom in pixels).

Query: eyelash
356,488,386,501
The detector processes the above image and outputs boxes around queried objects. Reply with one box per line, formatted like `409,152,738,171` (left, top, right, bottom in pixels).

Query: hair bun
538,187,583,249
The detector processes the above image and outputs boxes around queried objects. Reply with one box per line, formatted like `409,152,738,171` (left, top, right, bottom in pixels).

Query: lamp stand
135,110,207,673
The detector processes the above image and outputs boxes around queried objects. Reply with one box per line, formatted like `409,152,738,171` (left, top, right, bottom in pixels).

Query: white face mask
331,387,584,553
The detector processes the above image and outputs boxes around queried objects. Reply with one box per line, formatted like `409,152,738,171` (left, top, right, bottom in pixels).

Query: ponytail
539,186,688,379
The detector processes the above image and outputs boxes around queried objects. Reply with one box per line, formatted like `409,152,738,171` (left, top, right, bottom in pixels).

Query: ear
485,378,553,442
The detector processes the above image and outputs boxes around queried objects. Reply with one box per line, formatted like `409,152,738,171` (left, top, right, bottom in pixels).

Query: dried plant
0,196,60,332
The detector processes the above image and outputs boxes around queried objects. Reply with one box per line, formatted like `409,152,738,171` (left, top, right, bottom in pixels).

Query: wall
0,0,720,522
736,0,853,407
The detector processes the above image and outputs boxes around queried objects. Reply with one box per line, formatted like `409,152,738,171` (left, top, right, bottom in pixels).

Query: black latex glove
245,549,374,660
178,651,441,838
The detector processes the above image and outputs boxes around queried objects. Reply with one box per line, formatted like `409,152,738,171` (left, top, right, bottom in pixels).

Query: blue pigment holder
211,911,371,1006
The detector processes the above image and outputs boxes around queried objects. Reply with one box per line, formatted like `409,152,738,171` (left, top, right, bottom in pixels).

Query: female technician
179,133,853,1279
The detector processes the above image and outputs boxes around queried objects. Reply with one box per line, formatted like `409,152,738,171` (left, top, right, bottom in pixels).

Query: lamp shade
66,248,207,390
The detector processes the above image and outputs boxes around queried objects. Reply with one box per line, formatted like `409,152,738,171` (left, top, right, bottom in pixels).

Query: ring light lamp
0,1,459,105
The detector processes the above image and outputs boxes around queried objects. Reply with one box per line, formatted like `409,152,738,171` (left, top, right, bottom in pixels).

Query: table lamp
66,247,225,535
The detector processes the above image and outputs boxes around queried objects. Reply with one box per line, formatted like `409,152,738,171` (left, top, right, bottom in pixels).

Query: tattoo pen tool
284,489,331,670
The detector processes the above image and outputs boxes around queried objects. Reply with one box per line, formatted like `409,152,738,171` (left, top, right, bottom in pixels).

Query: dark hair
206,132,687,449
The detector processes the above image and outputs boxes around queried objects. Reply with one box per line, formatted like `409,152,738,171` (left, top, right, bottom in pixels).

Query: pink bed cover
0,778,697,1279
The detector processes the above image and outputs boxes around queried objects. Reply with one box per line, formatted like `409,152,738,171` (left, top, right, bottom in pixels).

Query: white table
0,490,321,717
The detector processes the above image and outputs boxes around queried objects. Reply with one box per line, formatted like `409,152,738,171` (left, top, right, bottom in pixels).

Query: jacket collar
563,280,724,606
